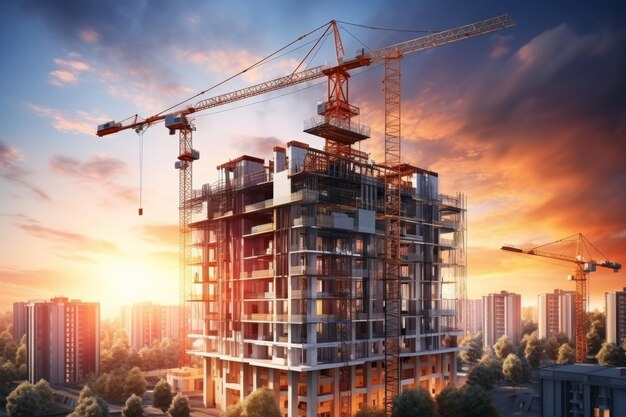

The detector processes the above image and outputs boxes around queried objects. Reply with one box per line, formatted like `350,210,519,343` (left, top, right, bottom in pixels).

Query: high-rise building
483,291,521,347
121,302,180,351
26,297,99,384
12,302,27,342
460,299,483,336
187,138,467,416
606,287,626,345
537,289,576,341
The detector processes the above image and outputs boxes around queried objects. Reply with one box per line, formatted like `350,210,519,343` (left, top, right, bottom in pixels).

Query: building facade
26,297,99,384
606,287,626,345
187,137,467,416
460,299,483,336
537,289,576,341
483,291,521,348
12,302,27,342
539,364,626,417
121,303,180,351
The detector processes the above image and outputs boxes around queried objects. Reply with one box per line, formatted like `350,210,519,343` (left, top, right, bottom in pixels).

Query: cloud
136,224,179,246
50,154,128,179
29,104,105,136
49,154,136,204
14,218,121,254
49,52,91,86
0,139,50,200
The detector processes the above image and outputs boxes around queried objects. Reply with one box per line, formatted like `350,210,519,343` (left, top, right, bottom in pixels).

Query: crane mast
96,14,515,412
502,234,621,362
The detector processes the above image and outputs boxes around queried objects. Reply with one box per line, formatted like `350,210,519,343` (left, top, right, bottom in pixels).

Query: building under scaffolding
187,132,466,416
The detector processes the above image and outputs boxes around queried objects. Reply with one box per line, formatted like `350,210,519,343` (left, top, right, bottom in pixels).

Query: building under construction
187,123,466,416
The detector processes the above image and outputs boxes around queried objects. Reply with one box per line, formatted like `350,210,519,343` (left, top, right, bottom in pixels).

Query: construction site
97,15,516,417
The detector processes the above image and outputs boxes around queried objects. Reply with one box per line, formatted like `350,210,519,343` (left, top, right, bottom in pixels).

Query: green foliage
458,384,498,417
436,386,462,417
502,353,531,385
523,331,543,368
124,367,147,397
69,385,108,417
459,333,483,364
152,379,173,413
545,332,570,360
596,342,626,366
466,363,496,390
556,343,575,364
391,387,436,417
586,326,603,357
122,394,144,417
167,393,191,417
493,335,514,361
522,320,538,337
354,405,386,417
6,380,54,417
240,387,280,417
225,403,243,417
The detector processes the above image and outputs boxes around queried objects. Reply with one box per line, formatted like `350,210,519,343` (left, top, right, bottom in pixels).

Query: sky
0,0,624,319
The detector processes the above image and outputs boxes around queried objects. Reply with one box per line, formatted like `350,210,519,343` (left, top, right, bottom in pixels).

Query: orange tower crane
502,233,621,362
96,16,515,410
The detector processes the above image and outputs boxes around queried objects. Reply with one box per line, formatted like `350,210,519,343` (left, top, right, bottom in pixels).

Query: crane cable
138,130,144,216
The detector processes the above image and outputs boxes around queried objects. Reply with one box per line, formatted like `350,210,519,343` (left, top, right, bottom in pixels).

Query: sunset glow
0,1,624,318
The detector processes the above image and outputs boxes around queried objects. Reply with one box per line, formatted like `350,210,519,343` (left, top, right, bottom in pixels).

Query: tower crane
96,14,515,414
502,233,621,362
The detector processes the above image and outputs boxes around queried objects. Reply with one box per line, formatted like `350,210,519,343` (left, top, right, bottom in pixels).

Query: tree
478,350,503,384
459,334,483,365
122,394,144,417
545,332,570,360
466,363,496,390
587,326,603,357
493,335,514,360
240,387,280,417
522,320,537,337
104,369,126,402
6,380,54,417
436,386,462,417
502,353,530,385
69,385,108,417
153,379,173,413
167,393,191,417
459,385,498,417
557,343,575,364
124,366,147,397
354,406,386,417
224,403,243,417
391,387,436,417
524,331,543,368
596,342,626,366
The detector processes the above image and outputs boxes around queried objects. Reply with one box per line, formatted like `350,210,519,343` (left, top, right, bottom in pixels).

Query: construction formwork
187,140,466,417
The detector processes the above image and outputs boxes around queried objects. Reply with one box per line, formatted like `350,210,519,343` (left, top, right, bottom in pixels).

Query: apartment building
460,299,483,336
26,297,99,384
12,301,27,342
121,302,180,350
483,291,521,347
606,287,626,345
537,289,576,341
186,134,466,416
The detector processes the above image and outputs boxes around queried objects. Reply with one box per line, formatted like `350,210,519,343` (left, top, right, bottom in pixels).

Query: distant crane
97,15,515,415
502,233,621,362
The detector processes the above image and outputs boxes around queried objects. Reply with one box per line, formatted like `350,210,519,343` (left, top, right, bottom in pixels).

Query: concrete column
288,371,298,417
203,357,215,407
252,366,259,391
240,363,247,401
364,362,371,407
333,368,340,417
306,372,318,417
221,362,228,408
